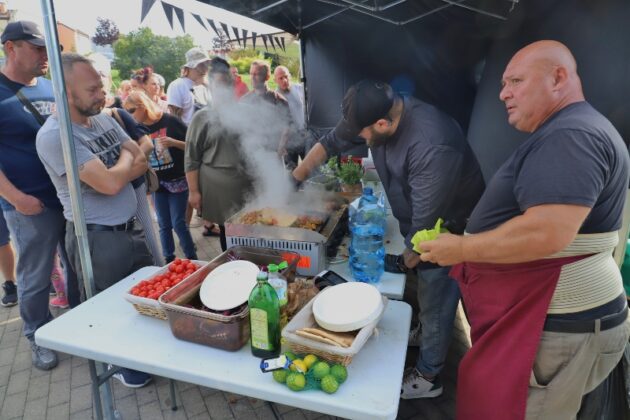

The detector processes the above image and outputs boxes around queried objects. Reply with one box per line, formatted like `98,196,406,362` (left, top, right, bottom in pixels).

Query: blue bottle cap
363,187,373,195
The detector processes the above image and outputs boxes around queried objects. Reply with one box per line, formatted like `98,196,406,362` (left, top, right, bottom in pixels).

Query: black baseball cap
1,21,46,47
334,80,396,141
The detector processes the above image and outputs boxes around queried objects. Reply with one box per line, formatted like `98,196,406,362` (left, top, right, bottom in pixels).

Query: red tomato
173,258,182,265
168,264,177,273
175,265,184,274
186,263,196,271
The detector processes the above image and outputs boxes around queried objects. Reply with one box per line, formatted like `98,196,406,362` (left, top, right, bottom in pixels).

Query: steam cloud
207,85,329,216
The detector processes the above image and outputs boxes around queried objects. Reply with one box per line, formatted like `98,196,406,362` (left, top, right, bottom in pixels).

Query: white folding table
35,266,411,420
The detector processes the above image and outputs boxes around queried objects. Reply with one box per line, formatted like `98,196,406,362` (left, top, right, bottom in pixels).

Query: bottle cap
363,187,373,195
268,264,279,273
278,261,288,270
256,271,268,281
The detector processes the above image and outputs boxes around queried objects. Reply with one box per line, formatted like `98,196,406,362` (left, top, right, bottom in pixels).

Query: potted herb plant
337,156,364,193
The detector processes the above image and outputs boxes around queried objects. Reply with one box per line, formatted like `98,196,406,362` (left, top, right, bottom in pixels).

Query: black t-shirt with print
143,114,187,182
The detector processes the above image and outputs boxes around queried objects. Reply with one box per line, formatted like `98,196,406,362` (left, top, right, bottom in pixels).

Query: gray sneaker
401,368,443,399
408,323,422,347
30,340,58,370
1,281,17,307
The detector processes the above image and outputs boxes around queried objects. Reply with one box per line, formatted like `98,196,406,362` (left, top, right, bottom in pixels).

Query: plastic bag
577,342,630,419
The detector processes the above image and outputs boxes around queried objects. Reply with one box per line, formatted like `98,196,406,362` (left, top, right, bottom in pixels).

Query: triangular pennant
269,35,277,50
280,37,286,52
161,1,175,29
261,34,268,51
141,0,157,22
242,29,248,48
275,37,283,51
252,32,257,50
173,6,185,31
192,13,207,30
232,27,241,47
207,19,220,36
220,23,231,40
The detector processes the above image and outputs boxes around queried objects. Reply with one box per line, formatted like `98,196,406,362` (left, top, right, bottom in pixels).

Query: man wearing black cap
293,80,485,398
0,20,66,370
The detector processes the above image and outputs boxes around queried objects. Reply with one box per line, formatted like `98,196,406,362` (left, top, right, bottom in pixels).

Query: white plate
199,260,260,311
312,282,383,332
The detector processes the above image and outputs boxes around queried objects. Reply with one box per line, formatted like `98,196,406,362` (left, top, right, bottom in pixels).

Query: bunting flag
207,19,220,36
261,34,269,51
161,1,175,29
191,13,207,30
220,22,231,40
173,6,185,31
141,0,157,22
275,37,284,52
232,27,241,47
142,1,288,53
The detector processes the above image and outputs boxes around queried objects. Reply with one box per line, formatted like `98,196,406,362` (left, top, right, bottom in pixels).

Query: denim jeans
415,265,461,377
153,190,197,260
3,207,66,340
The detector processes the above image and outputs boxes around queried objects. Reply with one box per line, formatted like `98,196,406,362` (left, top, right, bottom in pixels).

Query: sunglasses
125,107,137,114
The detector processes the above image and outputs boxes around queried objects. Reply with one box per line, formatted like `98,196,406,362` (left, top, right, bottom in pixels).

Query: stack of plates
199,261,259,311
312,282,383,332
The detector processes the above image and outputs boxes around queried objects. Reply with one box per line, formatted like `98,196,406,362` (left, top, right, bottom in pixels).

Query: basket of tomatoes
125,259,204,320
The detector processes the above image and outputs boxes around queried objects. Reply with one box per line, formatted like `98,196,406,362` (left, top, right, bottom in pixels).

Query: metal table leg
169,379,178,411
88,360,121,420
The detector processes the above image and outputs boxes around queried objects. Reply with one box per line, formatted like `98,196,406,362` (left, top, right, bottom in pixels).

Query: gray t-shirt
277,84,305,130
467,101,629,234
36,113,138,225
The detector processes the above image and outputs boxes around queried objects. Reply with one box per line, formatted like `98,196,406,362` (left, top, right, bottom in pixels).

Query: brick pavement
0,218,470,419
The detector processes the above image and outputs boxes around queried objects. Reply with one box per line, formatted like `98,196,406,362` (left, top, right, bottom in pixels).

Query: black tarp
199,0,630,181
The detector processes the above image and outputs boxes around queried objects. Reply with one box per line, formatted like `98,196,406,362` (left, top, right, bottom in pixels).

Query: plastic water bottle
349,188,386,283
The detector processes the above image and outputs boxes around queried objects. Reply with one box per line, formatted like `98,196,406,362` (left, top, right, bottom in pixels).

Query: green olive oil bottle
248,271,280,358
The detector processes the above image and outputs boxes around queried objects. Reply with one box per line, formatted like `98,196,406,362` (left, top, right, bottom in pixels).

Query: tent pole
38,2,115,418
38,0,97,300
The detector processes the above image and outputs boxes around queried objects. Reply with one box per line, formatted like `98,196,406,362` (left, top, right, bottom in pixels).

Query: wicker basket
124,260,206,320
282,294,388,366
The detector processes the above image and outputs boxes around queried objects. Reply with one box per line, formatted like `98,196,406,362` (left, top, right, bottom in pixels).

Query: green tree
112,27,195,87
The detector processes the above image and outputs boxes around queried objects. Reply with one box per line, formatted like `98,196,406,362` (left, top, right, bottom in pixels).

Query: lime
320,375,339,394
284,351,298,361
272,369,288,384
311,361,331,380
290,359,307,373
303,354,318,369
286,372,306,391
330,364,348,384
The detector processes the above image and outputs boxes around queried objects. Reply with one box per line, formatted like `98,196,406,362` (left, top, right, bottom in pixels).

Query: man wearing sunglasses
292,80,484,398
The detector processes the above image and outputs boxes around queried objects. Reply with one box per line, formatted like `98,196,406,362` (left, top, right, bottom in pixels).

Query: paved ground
0,217,471,420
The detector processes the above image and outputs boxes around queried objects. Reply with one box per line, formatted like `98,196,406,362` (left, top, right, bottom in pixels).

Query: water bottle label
250,308,270,350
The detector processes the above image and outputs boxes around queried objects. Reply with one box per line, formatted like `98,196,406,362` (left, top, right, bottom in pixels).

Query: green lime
286,372,306,391
320,375,339,394
284,351,298,361
311,361,330,380
330,364,348,384
272,369,289,384
304,354,318,369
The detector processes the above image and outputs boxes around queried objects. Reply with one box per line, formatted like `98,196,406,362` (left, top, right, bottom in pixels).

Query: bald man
420,40,630,419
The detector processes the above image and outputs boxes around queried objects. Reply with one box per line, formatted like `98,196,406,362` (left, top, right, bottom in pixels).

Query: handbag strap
0,72,46,126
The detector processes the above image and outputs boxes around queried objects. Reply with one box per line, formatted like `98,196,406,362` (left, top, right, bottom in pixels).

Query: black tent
197,0,630,181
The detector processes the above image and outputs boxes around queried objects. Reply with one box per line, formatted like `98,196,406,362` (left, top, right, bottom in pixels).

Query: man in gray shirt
292,80,485,399
37,53,153,388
